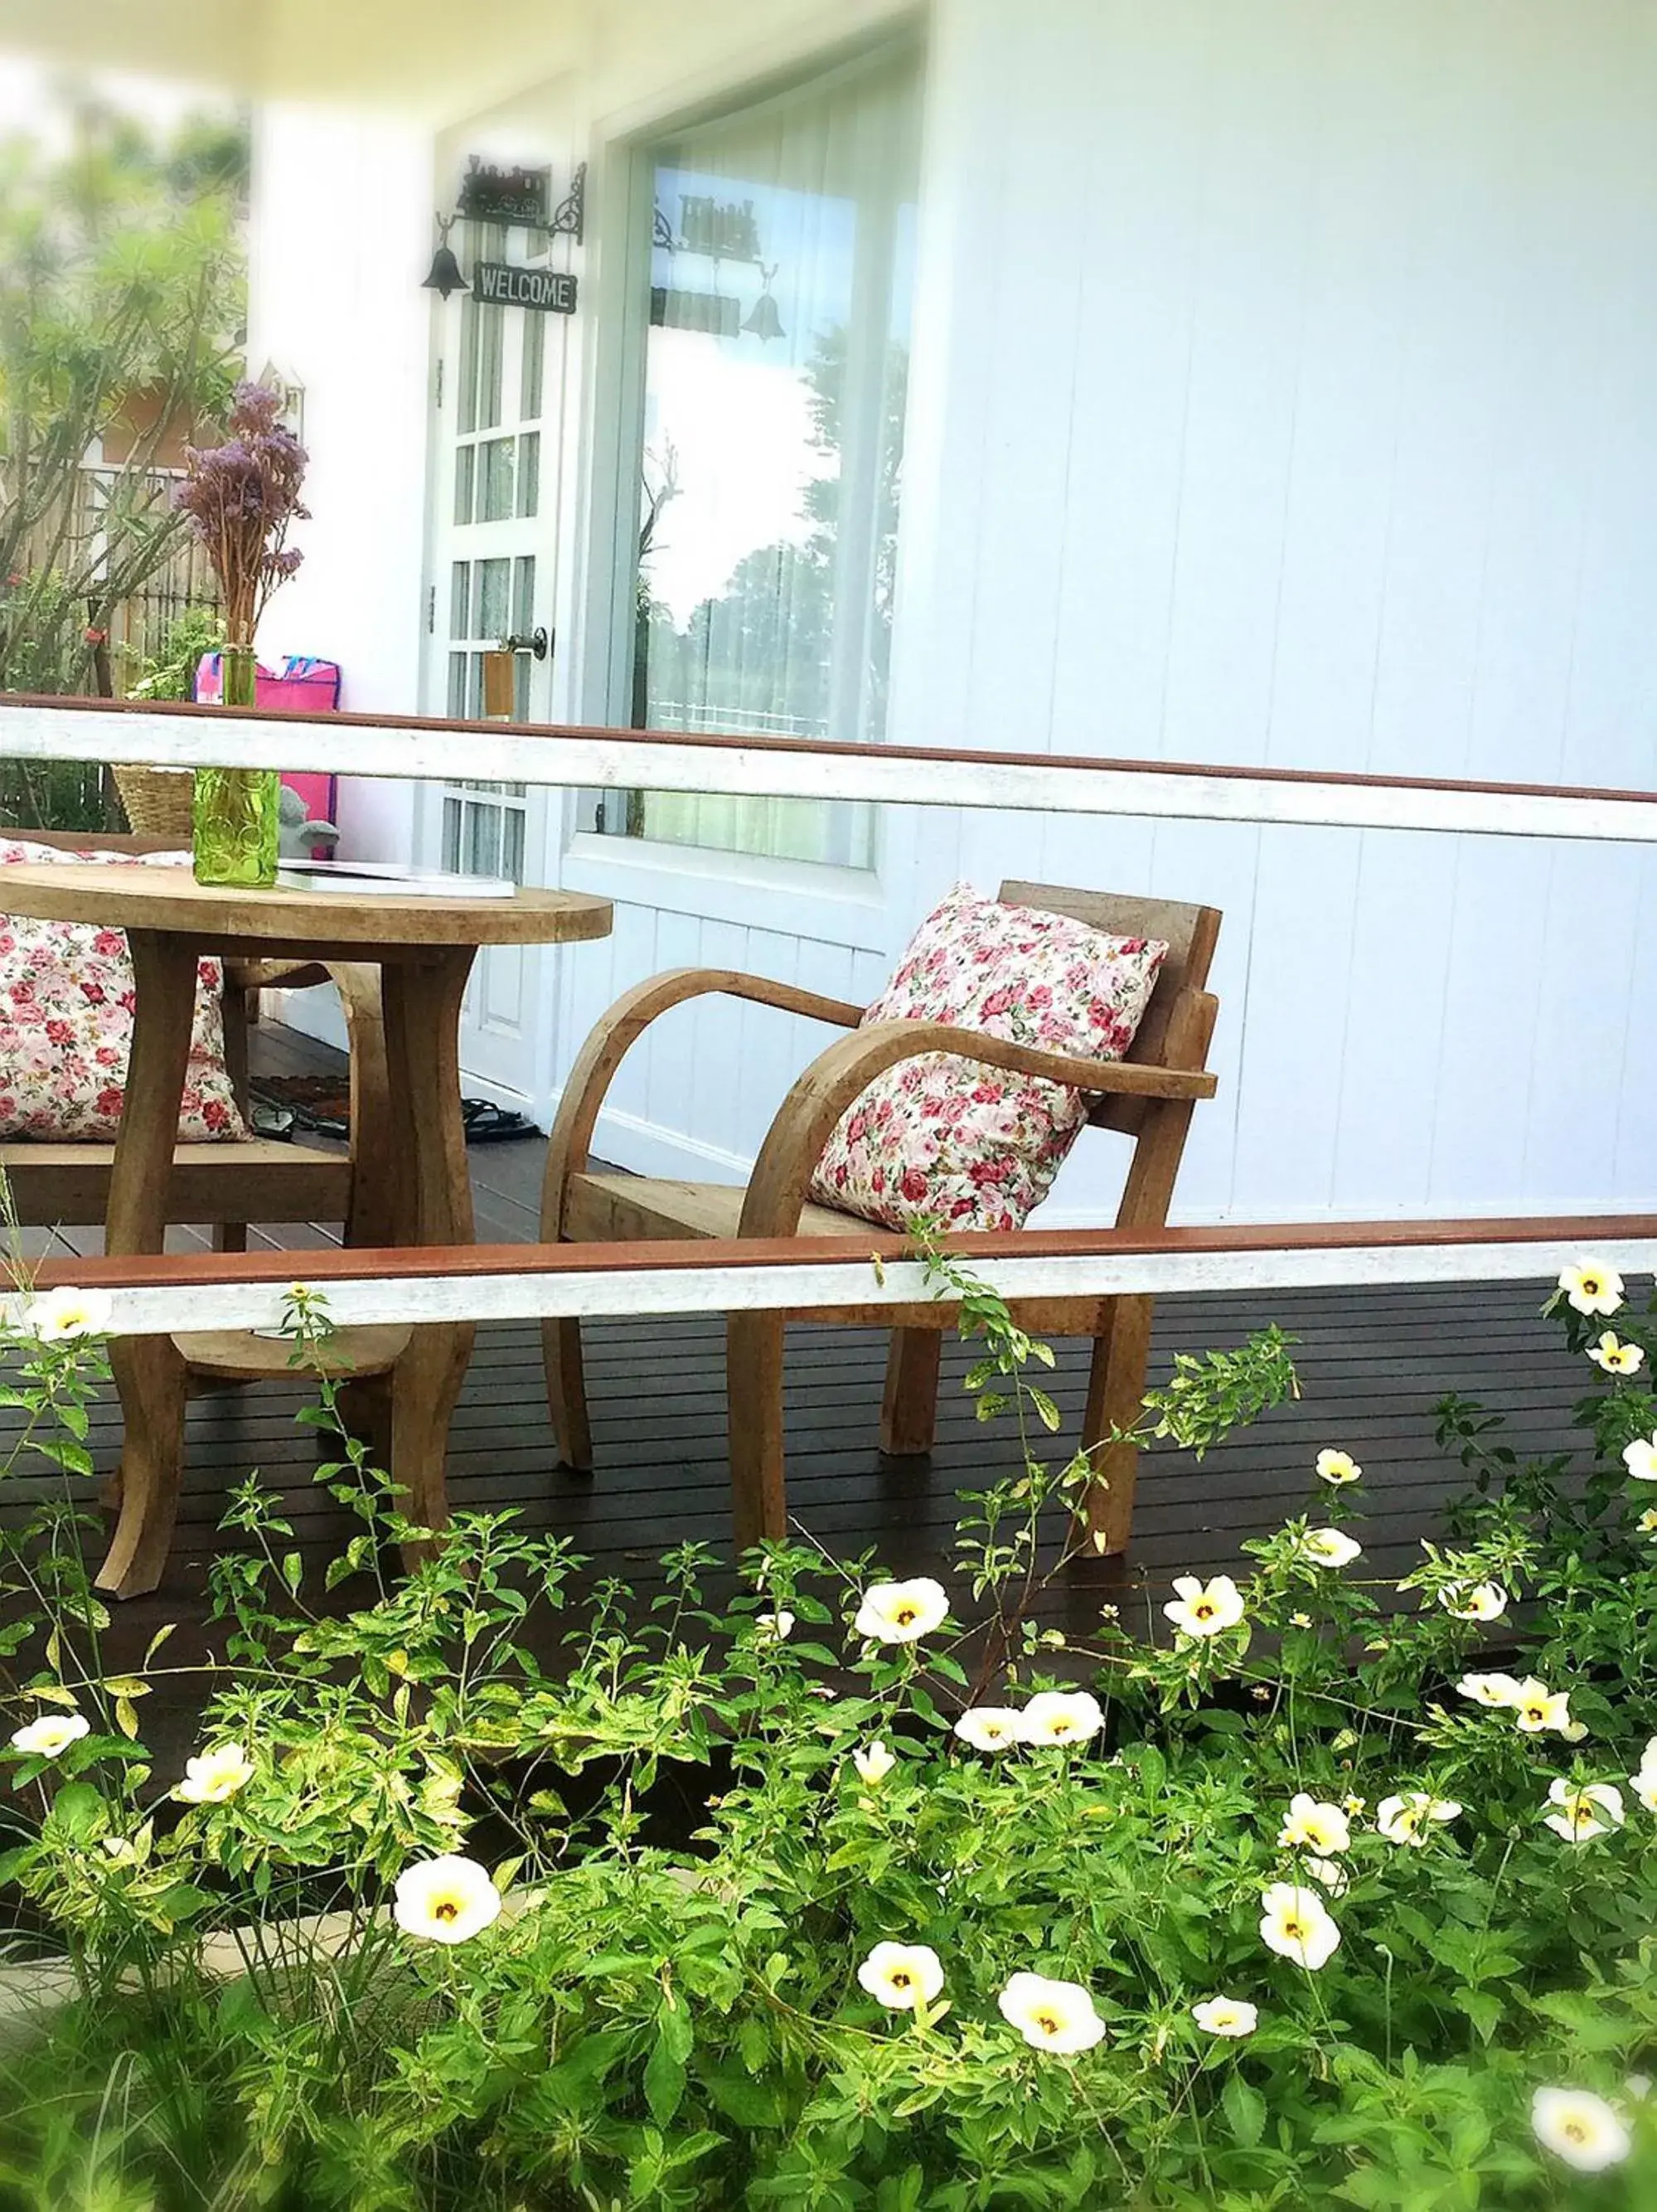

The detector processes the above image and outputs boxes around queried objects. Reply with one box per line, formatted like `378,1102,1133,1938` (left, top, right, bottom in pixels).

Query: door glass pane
624,47,918,866
517,430,540,519
453,444,475,526
477,557,511,641
501,807,525,885
479,436,516,521
512,555,536,637
447,651,468,718
449,560,470,638
442,793,463,868
465,801,502,876
521,309,545,420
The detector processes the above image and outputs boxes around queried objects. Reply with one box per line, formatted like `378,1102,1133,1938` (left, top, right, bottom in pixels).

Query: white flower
173,1742,255,1804
953,1707,1025,1753
1623,1434,1657,1483
1298,1528,1361,1569
19,1287,114,1341
1640,1508,1657,1537
853,1578,949,1645
1589,1332,1645,1377
1020,1691,1103,1749
1163,1575,1246,1639
9,1713,90,1758
1277,1792,1351,1855
755,1609,795,1643
1626,2074,1652,2103
1439,1583,1507,1622
852,1739,897,1785
1543,1778,1624,1843
1532,2086,1630,2172
1258,1882,1340,1970
1304,1855,1349,1897
393,1855,501,1944
1558,1261,1624,1318
996,1971,1106,2054
1315,1448,1361,1487
1376,1791,1461,1846
857,1941,943,2011
1511,1677,1572,1735
1192,1996,1258,2037
1456,1671,1524,1708
1632,1768,1657,1815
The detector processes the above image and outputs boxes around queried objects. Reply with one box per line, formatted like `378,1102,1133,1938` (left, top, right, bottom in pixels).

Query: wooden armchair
0,830,389,1250
542,884,1221,1558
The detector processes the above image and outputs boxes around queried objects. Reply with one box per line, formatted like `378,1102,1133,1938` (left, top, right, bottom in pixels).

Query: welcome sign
473,263,578,314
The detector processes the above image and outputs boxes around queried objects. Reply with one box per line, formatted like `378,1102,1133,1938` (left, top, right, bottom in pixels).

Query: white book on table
275,860,516,899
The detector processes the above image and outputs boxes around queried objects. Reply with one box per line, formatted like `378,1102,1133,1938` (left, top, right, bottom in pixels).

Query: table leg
99,931,201,1598
377,949,477,1553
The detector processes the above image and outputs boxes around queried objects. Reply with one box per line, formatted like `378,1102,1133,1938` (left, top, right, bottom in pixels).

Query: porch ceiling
0,0,583,116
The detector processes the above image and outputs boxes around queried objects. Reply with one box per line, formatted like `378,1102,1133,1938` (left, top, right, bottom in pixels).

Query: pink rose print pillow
808,883,1167,1234
0,838,247,1142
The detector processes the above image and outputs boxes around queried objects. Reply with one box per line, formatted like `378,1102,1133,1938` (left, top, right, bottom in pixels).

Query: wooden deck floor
3,1020,1594,1746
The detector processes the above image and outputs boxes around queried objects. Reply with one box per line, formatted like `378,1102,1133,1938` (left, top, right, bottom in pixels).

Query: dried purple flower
176,381,310,643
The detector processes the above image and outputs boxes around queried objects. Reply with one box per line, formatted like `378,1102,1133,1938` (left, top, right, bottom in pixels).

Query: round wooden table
0,865,613,1596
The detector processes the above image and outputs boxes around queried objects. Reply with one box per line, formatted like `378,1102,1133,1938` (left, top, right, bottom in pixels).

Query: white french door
421,220,568,1108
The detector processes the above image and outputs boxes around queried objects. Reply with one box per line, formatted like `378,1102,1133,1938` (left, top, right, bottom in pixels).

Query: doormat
250,1076,538,1145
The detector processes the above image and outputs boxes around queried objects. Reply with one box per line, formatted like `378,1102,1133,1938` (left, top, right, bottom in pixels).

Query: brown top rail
5,691,1656,813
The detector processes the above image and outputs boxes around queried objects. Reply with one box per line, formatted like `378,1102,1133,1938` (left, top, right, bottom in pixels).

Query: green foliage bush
0,1263,1654,2209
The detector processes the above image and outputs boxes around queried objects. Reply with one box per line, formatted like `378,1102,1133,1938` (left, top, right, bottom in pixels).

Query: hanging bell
743,264,785,342
422,214,469,300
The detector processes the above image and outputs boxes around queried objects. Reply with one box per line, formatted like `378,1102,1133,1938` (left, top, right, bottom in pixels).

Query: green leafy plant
0,1258,1654,2209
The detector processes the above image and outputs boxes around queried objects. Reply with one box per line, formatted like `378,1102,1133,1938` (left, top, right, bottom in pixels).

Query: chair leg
96,1338,189,1598
211,1222,249,1253
1079,1294,1155,1556
727,1312,787,1555
879,1327,941,1458
545,1316,593,1472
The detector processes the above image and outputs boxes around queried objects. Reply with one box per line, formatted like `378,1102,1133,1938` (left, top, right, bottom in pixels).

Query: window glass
618,46,919,866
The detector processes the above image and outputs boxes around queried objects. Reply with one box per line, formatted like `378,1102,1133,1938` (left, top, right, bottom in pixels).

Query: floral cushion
808,884,1167,1233
0,839,247,1142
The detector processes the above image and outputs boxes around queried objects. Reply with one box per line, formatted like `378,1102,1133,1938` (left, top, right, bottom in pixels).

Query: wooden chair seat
541,881,1223,1562
564,1171,860,1246
0,1136,351,1229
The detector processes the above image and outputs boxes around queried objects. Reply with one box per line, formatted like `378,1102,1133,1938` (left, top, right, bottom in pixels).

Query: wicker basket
112,764,196,842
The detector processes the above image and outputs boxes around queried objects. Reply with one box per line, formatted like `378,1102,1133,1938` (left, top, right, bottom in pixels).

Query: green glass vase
193,644,279,887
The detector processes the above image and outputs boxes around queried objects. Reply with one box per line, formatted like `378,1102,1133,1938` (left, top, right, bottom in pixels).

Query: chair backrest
997,880,1222,1138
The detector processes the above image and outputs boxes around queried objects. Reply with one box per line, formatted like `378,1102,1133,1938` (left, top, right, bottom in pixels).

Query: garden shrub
0,1261,1654,2209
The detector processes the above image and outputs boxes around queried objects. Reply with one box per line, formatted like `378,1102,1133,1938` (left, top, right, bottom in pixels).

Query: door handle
501,626,550,660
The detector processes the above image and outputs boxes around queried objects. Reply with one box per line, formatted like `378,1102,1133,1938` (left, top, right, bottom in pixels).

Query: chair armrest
740,1021,1216,1235
541,968,863,1232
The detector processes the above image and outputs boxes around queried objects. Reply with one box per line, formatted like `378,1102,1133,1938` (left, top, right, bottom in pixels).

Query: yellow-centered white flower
953,1707,1025,1752
1315,1448,1361,1486
1192,1996,1257,2037
9,1713,90,1758
393,1855,501,1944
1020,1691,1103,1748
852,1739,896,1785
1163,1574,1246,1638
173,1743,254,1804
1258,1882,1340,1969
1623,1434,1657,1483
1531,2086,1631,2172
755,1609,794,1642
857,1941,943,2011
1640,1508,1657,1536
20,1287,114,1341
1376,1791,1461,1846
1589,1332,1645,1376
996,1971,1107,2054
1511,1677,1572,1734
1558,1261,1624,1318
1439,1583,1507,1622
1543,1779,1624,1842
1277,1792,1351,1855
853,1578,949,1645
1298,1528,1361,1569
1457,1671,1524,1707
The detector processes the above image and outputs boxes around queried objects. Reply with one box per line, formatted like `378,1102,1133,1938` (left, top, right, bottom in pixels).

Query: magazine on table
274,859,516,899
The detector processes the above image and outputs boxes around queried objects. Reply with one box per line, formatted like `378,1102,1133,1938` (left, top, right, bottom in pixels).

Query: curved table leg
378,948,477,1558
98,930,200,1598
